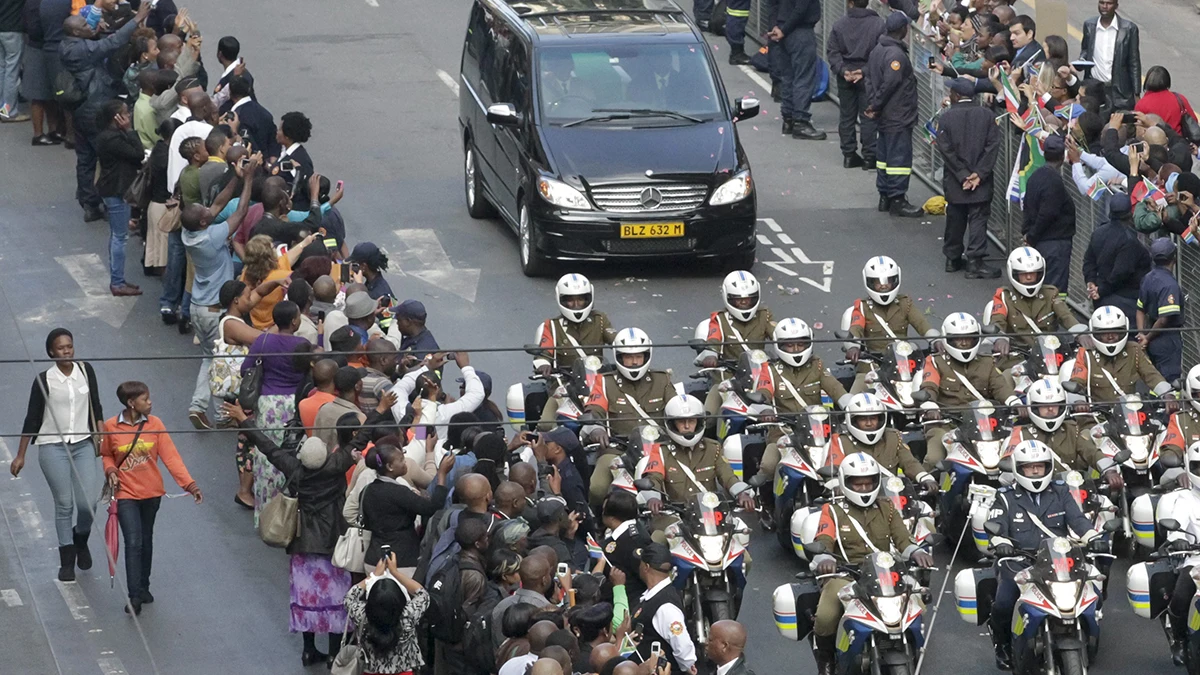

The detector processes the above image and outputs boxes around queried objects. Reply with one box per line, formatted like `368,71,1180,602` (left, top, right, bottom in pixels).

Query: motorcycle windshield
1063,471,1087,509
891,341,918,383
1037,538,1085,583
737,350,774,397
862,552,902,598
1118,396,1148,436
807,406,832,447
969,403,1002,442
693,492,724,536
1037,335,1063,376
883,476,908,513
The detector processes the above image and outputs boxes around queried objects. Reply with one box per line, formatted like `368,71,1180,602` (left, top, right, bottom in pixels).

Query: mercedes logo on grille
639,187,663,209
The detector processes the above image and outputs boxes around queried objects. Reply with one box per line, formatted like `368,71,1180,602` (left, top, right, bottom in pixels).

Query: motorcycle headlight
537,177,591,210
697,535,727,565
976,441,1002,470
709,170,752,206
1050,581,1081,612
1126,435,1149,462
875,596,905,626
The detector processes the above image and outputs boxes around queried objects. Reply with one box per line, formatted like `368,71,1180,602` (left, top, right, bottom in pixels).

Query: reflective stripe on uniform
726,8,750,15
875,161,912,176
1160,304,1181,314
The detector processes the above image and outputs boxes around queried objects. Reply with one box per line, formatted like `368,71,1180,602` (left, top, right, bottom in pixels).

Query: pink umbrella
104,498,119,587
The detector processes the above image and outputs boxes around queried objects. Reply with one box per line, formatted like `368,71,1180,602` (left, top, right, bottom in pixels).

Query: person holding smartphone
632,543,698,674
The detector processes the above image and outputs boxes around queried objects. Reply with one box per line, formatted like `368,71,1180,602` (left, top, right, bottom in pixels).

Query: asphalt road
0,0,1181,673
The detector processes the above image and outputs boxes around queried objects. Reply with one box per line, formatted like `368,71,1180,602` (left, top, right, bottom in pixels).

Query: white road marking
15,501,43,538
0,439,10,463
54,580,89,621
436,69,460,98
777,233,794,245
757,219,834,292
756,234,772,245
0,589,22,606
762,217,783,232
364,0,379,6
97,657,127,675
737,64,773,96
24,254,136,329
392,229,481,303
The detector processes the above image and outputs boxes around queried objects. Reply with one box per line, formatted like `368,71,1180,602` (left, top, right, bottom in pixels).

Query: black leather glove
993,543,1016,558
1168,538,1193,553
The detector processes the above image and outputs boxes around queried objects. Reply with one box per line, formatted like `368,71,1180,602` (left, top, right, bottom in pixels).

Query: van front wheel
464,143,495,219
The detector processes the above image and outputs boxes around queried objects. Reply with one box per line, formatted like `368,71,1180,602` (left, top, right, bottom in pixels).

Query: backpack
416,506,463,586
54,70,86,109
425,552,479,644
458,579,504,674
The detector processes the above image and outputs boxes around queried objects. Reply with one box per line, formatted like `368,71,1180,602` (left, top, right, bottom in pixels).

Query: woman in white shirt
10,329,105,582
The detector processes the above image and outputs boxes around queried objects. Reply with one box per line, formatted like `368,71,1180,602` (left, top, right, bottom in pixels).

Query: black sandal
234,496,253,510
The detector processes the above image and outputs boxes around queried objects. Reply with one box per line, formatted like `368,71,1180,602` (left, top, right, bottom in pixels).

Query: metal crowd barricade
740,0,1199,366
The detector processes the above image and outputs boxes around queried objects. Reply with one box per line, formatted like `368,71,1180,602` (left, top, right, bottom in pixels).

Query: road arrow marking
22,254,136,329
392,229,481,303
757,219,834,292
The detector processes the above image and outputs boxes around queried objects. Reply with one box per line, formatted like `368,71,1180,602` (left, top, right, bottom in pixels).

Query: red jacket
1135,90,1196,135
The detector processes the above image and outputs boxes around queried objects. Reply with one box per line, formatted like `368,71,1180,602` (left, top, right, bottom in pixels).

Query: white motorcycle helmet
863,256,902,306
1089,306,1128,358
723,270,761,323
773,318,813,367
1006,247,1046,298
664,394,706,448
555,273,594,323
941,312,982,363
839,452,882,508
613,327,652,381
1186,364,1200,414
1187,441,1200,497
845,393,887,446
1011,439,1055,493
1027,377,1068,433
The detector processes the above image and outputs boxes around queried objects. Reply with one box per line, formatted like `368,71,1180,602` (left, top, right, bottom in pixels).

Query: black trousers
1034,238,1072,293
943,201,990,261
836,77,876,159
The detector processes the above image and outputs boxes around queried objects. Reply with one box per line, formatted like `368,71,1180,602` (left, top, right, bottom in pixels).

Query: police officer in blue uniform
864,12,923,218
725,0,753,65
986,440,1102,670
1137,238,1185,382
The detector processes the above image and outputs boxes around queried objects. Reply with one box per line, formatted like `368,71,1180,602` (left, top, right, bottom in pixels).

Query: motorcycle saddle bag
774,576,821,641
954,566,997,626
1126,559,1177,619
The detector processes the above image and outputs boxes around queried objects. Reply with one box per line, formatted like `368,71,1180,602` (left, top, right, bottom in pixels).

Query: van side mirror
734,97,760,122
487,103,521,127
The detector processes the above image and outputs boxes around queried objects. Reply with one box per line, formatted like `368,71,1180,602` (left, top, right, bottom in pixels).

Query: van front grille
590,183,708,213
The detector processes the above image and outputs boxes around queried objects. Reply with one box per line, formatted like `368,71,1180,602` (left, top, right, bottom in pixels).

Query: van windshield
538,44,723,124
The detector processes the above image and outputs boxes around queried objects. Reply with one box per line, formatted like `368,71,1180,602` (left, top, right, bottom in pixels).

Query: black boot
73,530,92,571
57,545,76,582
781,117,795,135
862,156,877,171
328,632,344,662
843,153,864,169
791,120,827,140
1169,615,1188,666
811,634,836,675
771,83,781,102
878,194,892,212
728,45,751,66
965,257,1002,279
991,617,1013,671
301,632,327,666
945,256,964,273
888,196,924,218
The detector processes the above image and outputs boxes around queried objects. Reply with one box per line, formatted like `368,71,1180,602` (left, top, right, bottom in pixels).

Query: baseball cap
543,426,582,453
1108,192,1132,216
1150,237,1177,262
395,299,427,321
347,242,381,263
885,12,909,32
1043,134,1066,154
945,78,975,97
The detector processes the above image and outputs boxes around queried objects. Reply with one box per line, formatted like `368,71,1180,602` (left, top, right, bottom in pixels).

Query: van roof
500,0,697,41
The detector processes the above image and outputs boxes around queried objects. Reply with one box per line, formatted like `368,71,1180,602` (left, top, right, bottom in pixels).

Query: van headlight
538,177,591,210
709,170,753,206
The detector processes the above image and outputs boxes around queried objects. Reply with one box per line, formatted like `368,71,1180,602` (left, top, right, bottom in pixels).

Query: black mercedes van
459,0,759,276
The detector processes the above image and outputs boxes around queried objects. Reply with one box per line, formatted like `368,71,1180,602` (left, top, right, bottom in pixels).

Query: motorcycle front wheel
1058,649,1086,675
775,498,795,553
1186,631,1200,675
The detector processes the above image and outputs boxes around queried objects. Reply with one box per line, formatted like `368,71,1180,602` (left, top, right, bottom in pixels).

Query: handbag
1175,93,1200,145
258,470,300,548
156,185,182,233
238,334,267,412
210,316,249,399
329,618,363,675
332,515,372,572
124,160,152,211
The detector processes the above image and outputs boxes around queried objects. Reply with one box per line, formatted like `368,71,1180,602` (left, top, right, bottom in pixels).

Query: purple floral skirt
289,553,352,633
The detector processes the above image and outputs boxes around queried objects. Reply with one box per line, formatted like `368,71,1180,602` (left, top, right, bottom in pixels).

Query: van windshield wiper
562,108,704,127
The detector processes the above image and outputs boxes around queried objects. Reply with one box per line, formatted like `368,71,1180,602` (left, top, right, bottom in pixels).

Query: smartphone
350,262,362,274
336,180,344,192
279,158,296,172
927,55,937,69
380,544,392,556
1121,112,1137,125
414,426,427,441
340,264,349,283
379,296,393,308
317,310,325,322
557,563,569,577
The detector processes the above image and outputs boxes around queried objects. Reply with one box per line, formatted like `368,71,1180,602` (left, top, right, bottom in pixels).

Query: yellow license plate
619,222,684,239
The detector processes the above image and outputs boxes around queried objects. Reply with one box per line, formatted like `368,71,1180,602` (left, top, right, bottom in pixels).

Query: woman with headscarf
224,401,355,667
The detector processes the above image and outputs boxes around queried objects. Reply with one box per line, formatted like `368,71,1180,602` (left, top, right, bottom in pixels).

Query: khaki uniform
988,286,1078,369
757,357,850,478
586,370,676,503
645,438,740,503
920,353,1016,469
1068,343,1166,405
1161,409,1200,464
848,295,934,390
1008,421,1106,474
813,499,915,636
534,313,617,429
702,308,776,415
829,430,930,484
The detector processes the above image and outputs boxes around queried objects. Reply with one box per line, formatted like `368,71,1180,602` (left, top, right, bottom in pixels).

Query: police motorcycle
634,476,765,645
956,520,1118,675
599,424,665,497
834,331,929,451
507,350,609,433
711,349,781,483
1006,334,1074,396
771,405,836,555
1127,514,1200,673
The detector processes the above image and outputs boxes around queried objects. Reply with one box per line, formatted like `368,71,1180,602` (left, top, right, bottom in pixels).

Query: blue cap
945,78,975,97
394,299,426,321
1108,192,1132,216
544,425,582,453
1043,134,1066,154
1150,237,1177,262
885,12,910,32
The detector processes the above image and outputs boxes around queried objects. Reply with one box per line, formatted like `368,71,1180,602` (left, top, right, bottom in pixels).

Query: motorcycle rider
919,312,1021,471
585,327,677,501
1008,377,1124,490
534,274,618,428
755,318,852,488
698,270,777,415
828,393,937,493
810,452,934,675
845,256,940,393
1067,306,1174,433
1156,363,1200,468
1156,441,1200,665
986,440,1104,670
989,247,1088,370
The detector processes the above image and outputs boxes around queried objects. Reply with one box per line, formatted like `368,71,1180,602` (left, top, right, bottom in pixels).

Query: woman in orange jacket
100,381,202,615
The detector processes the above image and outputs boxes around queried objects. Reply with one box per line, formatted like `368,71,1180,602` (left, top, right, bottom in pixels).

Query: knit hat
298,436,328,470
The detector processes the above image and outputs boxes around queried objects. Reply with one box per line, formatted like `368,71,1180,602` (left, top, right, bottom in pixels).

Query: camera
222,392,240,406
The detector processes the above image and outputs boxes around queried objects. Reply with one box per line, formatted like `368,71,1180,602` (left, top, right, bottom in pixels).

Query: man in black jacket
768,0,826,140
1083,192,1151,317
865,12,921,217
1080,0,1140,110
826,0,884,169
1022,134,1076,290
936,78,1001,278
222,74,277,157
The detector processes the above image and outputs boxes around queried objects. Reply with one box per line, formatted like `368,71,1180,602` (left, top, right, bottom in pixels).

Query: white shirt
167,120,215,192
1160,488,1200,566
640,577,698,671
390,365,484,440
230,96,252,114
497,653,537,675
37,364,92,445
1092,16,1120,83
278,142,302,179
170,104,190,123
717,659,740,675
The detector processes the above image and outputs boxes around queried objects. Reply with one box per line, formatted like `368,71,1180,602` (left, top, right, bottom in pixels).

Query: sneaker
160,308,178,326
0,111,30,123
32,134,60,146
178,316,192,335
189,411,213,430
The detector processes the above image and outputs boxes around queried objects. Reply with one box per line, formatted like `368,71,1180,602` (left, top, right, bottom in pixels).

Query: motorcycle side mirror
1161,518,1184,533
911,389,931,403
745,391,767,405
817,466,837,480
935,460,948,472
984,519,1003,536
687,338,707,353
598,363,617,374
1171,378,1183,391
803,541,828,556
633,478,656,492
834,329,851,340
1160,453,1184,469
523,343,542,357
1102,519,1123,533
1112,449,1132,465
747,473,769,488
1061,381,1083,394
980,324,1000,335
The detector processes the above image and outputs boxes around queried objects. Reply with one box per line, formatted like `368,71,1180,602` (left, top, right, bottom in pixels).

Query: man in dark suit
222,74,277,157
1080,0,1141,110
703,620,756,675
935,78,1001,278
1022,134,1076,291
274,110,314,209
1007,15,1044,72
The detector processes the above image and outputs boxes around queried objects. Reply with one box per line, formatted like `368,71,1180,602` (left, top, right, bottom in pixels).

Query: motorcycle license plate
620,222,684,238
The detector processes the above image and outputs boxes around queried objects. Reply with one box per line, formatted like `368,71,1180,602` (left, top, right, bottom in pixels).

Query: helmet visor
1014,269,1045,287
1018,460,1052,481
618,351,648,369
949,335,980,352
779,338,811,355
1095,330,1124,345
560,293,592,310
851,413,886,434
728,292,759,310
869,275,899,294
845,474,880,497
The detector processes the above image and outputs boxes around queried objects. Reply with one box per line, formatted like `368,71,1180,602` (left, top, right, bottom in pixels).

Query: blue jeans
779,26,817,122
116,497,160,600
0,32,21,114
103,196,130,287
160,229,190,317
36,440,99,547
